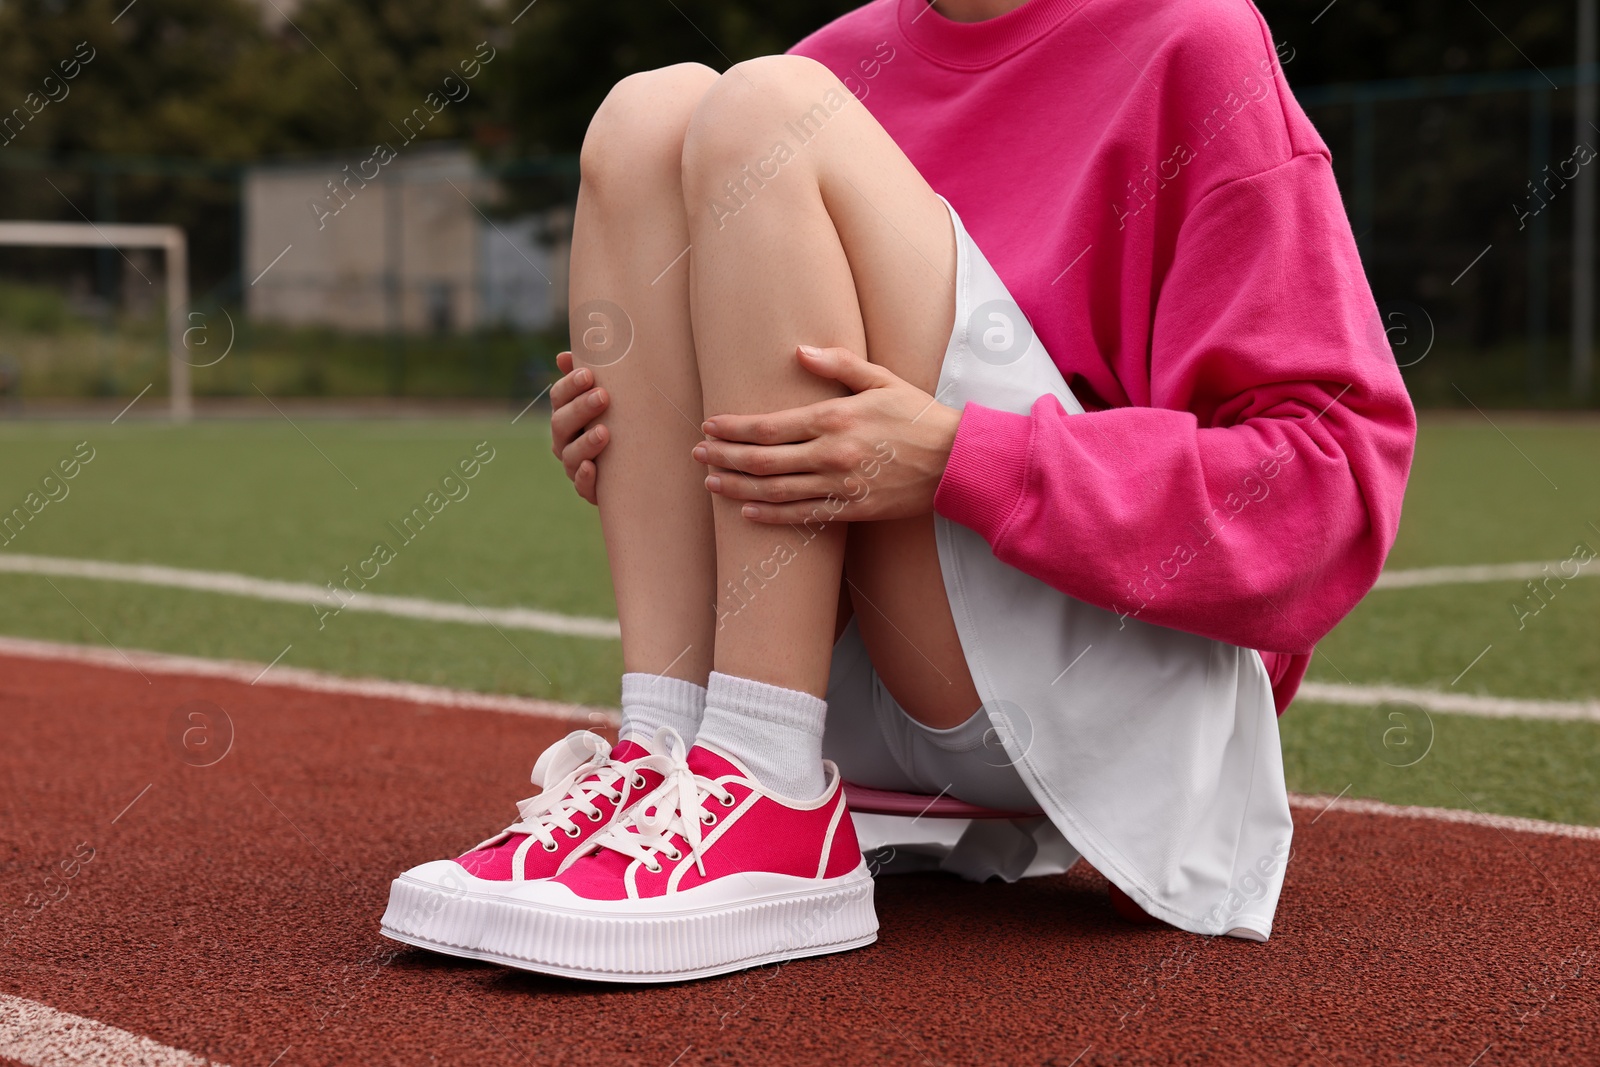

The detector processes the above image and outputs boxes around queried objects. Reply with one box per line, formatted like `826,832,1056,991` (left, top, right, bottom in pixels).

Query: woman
382,0,1414,982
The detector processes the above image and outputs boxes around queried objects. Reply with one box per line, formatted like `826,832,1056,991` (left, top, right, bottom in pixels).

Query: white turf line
1370,559,1597,590
0,553,621,640
1295,681,1600,723
0,552,1592,643
0,991,230,1067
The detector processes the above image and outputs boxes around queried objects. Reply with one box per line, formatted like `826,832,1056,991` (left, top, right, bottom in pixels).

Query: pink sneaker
472,733,877,983
381,730,664,959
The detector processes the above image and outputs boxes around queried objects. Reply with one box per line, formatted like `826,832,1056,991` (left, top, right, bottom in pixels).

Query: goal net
0,221,190,420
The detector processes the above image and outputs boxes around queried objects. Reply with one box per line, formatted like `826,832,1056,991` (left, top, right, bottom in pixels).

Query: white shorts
824,617,1083,885
821,197,1293,936
823,617,1038,814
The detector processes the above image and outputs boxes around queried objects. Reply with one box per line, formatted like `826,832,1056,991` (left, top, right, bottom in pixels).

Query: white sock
695,671,827,799
619,673,706,752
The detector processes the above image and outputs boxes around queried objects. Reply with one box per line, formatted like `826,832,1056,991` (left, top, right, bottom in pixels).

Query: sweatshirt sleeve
934,152,1417,659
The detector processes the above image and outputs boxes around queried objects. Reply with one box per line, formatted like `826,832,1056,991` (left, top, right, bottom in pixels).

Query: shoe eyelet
564,825,582,838
719,793,735,807
631,774,648,789
586,809,604,822
542,840,559,852
666,848,682,861
700,811,717,825
645,862,662,874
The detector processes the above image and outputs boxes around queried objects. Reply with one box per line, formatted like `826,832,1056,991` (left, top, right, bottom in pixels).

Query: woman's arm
702,152,1415,668
936,153,1416,657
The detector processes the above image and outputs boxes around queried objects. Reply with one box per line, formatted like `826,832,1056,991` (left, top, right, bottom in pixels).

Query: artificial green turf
1,414,1597,824
1309,581,1600,701
1302,416,1600,701
0,415,623,705
0,416,616,618
0,573,623,708
1280,701,1600,827
1387,417,1600,569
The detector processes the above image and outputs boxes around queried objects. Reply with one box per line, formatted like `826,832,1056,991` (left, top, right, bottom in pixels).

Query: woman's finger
548,366,593,412
562,423,609,477
704,470,833,504
737,499,860,525
692,439,820,477
550,387,608,454
573,459,598,505
556,350,574,375
795,345,898,393
701,400,834,445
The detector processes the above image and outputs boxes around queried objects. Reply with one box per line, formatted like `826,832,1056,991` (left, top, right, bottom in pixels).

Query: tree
490,0,863,154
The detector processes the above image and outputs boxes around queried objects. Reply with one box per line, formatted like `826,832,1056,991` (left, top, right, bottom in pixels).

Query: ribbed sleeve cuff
934,403,1032,545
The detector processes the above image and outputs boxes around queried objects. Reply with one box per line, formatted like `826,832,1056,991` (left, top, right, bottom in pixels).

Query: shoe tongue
685,744,744,781
611,738,650,762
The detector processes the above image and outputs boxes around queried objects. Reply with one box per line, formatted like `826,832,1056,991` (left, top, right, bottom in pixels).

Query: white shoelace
474,730,647,854
590,727,736,876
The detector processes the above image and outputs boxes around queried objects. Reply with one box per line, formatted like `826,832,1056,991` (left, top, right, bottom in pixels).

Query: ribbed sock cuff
619,672,707,749
696,671,827,799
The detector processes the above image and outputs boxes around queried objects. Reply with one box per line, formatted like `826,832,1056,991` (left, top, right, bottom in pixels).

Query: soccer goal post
0,221,191,421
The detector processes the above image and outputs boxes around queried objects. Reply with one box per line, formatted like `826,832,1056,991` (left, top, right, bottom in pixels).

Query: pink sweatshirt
792,0,1416,712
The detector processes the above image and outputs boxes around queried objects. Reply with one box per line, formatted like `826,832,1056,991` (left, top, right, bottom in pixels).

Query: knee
680,55,852,199
579,63,719,201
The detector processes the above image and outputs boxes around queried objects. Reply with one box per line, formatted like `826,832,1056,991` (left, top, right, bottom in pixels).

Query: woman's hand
549,350,610,504
694,345,961,524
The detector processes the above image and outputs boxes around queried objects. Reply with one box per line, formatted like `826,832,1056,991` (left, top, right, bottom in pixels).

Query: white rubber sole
379,860,506,961
472,862,879,983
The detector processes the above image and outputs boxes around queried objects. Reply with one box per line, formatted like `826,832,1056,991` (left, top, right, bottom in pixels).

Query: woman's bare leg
682,56,981,723
569,63,720,686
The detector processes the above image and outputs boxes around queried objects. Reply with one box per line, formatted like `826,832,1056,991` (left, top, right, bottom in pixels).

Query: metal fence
2,66,1599,405
1298,62,1598,404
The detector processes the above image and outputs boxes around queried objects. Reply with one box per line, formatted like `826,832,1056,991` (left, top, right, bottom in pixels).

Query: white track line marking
1,633,1594,729
1372,559,1597,589
0,635,620,726
0,553,620,640
0,992,231,1067
3,636,1598,837
1289,794,1600,841
1296,681,1600,723
3,627,1587,726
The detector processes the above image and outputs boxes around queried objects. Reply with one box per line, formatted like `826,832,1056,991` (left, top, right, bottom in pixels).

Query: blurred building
243,144,566,334
248,0,303,30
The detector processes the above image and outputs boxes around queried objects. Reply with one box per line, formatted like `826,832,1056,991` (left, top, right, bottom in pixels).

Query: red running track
1,651,1596,1066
